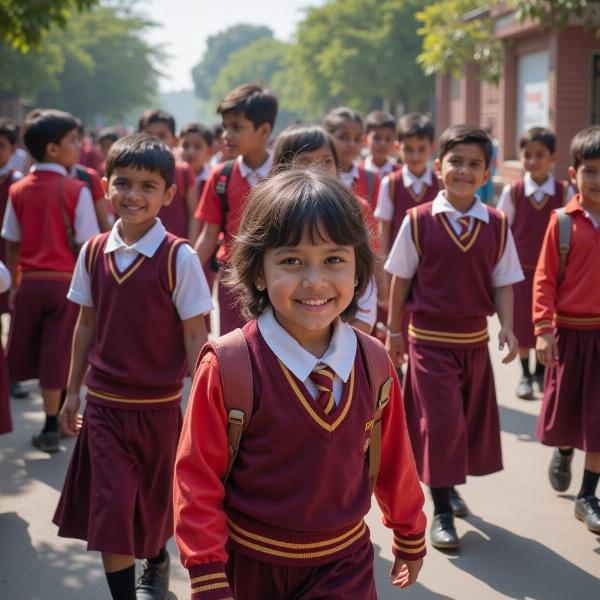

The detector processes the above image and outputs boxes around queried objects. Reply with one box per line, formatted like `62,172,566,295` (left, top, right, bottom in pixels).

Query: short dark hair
225,169,374,320
137,109,176,136
519,127,556,153
179,122,214,147
571,125,600,170
0,117,18,146
271,125,339,173
365,111,395,135
105,133,175,188
22,109,78,162
217,84,278,129
438,124,493,168
323,106,364,135
98,127,119,144
396,112,434,143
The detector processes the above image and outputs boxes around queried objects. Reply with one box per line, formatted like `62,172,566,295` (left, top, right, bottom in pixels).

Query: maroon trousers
513,268,536,349
403,342,502,487
226,539,376,600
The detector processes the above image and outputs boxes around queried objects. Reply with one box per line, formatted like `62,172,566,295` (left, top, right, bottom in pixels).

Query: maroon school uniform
159,161,194,239
403,202,507,486
0,171,15,314
510,180,566,348
53,232,187,558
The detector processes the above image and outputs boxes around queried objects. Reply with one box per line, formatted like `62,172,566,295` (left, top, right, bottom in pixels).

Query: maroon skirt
513,268,536,349
0,346,11,435
536,328,600,452
53,401,182,558
403,342,502,487
226,538,376,600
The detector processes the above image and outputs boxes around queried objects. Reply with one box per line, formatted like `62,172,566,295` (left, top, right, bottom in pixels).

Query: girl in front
174,169,426,599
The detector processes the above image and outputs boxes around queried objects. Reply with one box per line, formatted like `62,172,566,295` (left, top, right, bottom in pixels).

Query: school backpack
555,207,572,282
209,159,235,272
200,327,393,489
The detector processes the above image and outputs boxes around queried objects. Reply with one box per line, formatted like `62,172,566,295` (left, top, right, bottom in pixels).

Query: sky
140,0,326,92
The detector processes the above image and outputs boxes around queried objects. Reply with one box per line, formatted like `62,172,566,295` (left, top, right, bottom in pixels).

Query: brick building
435,6,600,184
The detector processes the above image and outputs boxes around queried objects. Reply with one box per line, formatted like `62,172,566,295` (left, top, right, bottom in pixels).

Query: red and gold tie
457,216,471,240
309,366,336,414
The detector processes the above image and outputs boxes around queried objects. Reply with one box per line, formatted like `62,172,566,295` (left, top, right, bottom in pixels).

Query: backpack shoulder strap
199,328,253,483
510,182,518,209
215,160,236,234
75,166,93,194
365,168,375,203
354,328,393,492
555,207,572,283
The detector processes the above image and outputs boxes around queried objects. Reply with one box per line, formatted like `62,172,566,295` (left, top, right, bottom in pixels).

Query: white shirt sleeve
172,243,214,320
354,278,377,329
566,184,576,203
373,175,393,221
495,184,515,226
0,261,11,293
67,240,94,307
74,187,101,244
384,215,419,279
1,198,20,242
492,229,524,287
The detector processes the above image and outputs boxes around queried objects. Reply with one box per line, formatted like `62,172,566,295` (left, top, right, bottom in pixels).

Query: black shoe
516,375,534,399
136,553,170,600
548,449,572,492
449,487,468,518
430,512,459,550
533,373,544,394
31,429,60,453
10,383,29,399
574,496,600,534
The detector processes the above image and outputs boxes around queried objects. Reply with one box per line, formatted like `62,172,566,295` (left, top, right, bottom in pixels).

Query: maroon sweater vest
511,179,565,271
85,232,188,409
159,164,190,239
224,320,374,567
389,170,439,244
407,202,507,348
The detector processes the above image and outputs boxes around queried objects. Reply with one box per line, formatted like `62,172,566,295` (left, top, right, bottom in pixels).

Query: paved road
1,317,599,599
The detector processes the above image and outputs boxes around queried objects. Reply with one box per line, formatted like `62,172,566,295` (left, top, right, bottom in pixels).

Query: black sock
577,469,600,499
106,564,135,600
558,447,574,457
430,487,452,515
42,414,58,433
148,547,167,564
520,356,530,377
535,361,544,376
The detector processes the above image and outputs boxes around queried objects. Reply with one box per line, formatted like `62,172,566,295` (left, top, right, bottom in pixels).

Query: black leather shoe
449,487,468,518
31,429,60,453
10,383,29,399
548,448,572,492
430,512,459,550
575,496,600,534
534,372,544,394
136,553,169,600
516,375,534,399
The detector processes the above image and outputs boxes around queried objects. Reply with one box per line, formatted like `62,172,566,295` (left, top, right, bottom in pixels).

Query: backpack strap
74,166,94,194
555,207,572,283
215,160,236,235
198,328,253,483
365,168,375,204
354,328,394,492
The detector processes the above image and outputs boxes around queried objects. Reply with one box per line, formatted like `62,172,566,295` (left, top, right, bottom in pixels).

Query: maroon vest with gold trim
85,231,187,409
224,320,373,567
511,179,565,271
407,202,507,348
389,170,439,244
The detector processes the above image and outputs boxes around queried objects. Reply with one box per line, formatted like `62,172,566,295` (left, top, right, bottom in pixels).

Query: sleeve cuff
534,320,554,336
189,562,233,600
392,531,426,561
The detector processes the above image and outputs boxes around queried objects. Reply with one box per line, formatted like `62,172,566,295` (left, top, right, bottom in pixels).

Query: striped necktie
457,216,471,240
309,366,336,414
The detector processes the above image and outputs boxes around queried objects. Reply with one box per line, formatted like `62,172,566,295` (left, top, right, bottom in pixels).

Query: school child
174,168,426,600
362,110,400,178
195,83,278,335
180,123,214,201
138,109,197,241
534,125,600,534
1,109,100,452
208,123,228,167
497,127,572,400
323,107,380,208
97,127,120,175
0,260,12,434
271,124,380,334
386,125,523,550
77,122,104,174
53,133,213,600
70,162,112,232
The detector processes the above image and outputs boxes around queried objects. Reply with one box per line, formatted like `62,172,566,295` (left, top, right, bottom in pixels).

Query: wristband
387,330,403,338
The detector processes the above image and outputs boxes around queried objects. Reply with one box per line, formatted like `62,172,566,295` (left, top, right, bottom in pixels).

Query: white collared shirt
339,163,360,189
257,306,357,406
385,191,524,287
68,218,214,320
5,148,29,174
0,261,11,293
374,166,434,222
0,163,22,180
364,155,397,177
237,153,273,188
1,163,99,243
196,164,210,186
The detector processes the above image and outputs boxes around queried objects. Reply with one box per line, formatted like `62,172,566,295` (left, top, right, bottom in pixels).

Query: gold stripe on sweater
191,582,230,594
87,387,182,404
408,324,488,344
555,314,600,326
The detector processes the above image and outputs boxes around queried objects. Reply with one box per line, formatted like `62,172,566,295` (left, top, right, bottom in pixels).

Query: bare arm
385,275,412,365
378,219,392,257
493,285,518,364
186,183,200,243
194,222,221,267
183,314,208,376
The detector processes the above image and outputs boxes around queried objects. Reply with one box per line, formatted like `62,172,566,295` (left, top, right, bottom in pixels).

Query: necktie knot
457,216,471,239
309,366,336,414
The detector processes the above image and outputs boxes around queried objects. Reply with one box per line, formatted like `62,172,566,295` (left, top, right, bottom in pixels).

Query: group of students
0,80,598,600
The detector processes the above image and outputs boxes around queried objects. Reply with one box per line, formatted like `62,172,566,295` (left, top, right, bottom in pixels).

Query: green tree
191,24,274,100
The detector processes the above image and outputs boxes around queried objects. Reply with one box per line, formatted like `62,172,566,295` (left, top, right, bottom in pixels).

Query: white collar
196,164,210,184
257,306,357,384
237,152,273,180
364,156,395,176
524,172,555,198
105,218,167,257
31,163,68,176
402,165,433,189
431,191,490,223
